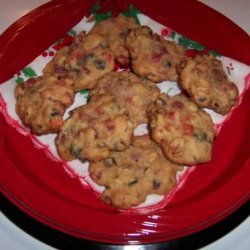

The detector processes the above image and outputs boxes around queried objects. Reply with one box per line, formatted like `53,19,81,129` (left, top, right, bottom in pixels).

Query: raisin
50,109,59,117
95,60,106,70
155,98,166,107
35,124,43,129
84,53,95,63
104,157,117,167
152,180,161,189
128,178,139,186
70,144,83,158
198,97,207,102
163,60,172,67
194,131,207,141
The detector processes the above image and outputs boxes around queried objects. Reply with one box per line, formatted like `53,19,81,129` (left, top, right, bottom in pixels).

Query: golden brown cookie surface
43,46,70,79
15,76,75,135
89,135,180,209
43,31,114,91
55,94,134,162
148,94,216,165
89,14,139,65
179,55,239,114
90,71,160,125
126,26,185,82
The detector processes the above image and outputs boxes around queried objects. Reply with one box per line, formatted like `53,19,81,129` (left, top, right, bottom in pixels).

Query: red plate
0,0,250,244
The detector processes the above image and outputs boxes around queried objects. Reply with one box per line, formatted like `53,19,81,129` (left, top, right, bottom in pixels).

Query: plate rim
0,0,250,245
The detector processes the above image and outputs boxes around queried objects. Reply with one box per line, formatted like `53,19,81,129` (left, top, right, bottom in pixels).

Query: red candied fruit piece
182,123,194,135
171,101,184,109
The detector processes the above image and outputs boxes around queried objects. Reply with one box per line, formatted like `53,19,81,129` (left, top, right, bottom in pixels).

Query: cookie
148,94,216,165
89,135,181,209
89,14,139,65
55,94,134,162
178,55,239,114
15,76,75,135
43,31,115,91
126,26,185,82
90,71,160,125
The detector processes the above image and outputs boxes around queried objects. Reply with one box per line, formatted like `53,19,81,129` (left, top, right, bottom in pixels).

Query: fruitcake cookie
89,135,181,209
148,94,216,165
55,94,134,162
43,31,115,91
125,26,185,82
178,55,239,114
15,76,75,135
90,71,160,125
89,14,139,65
